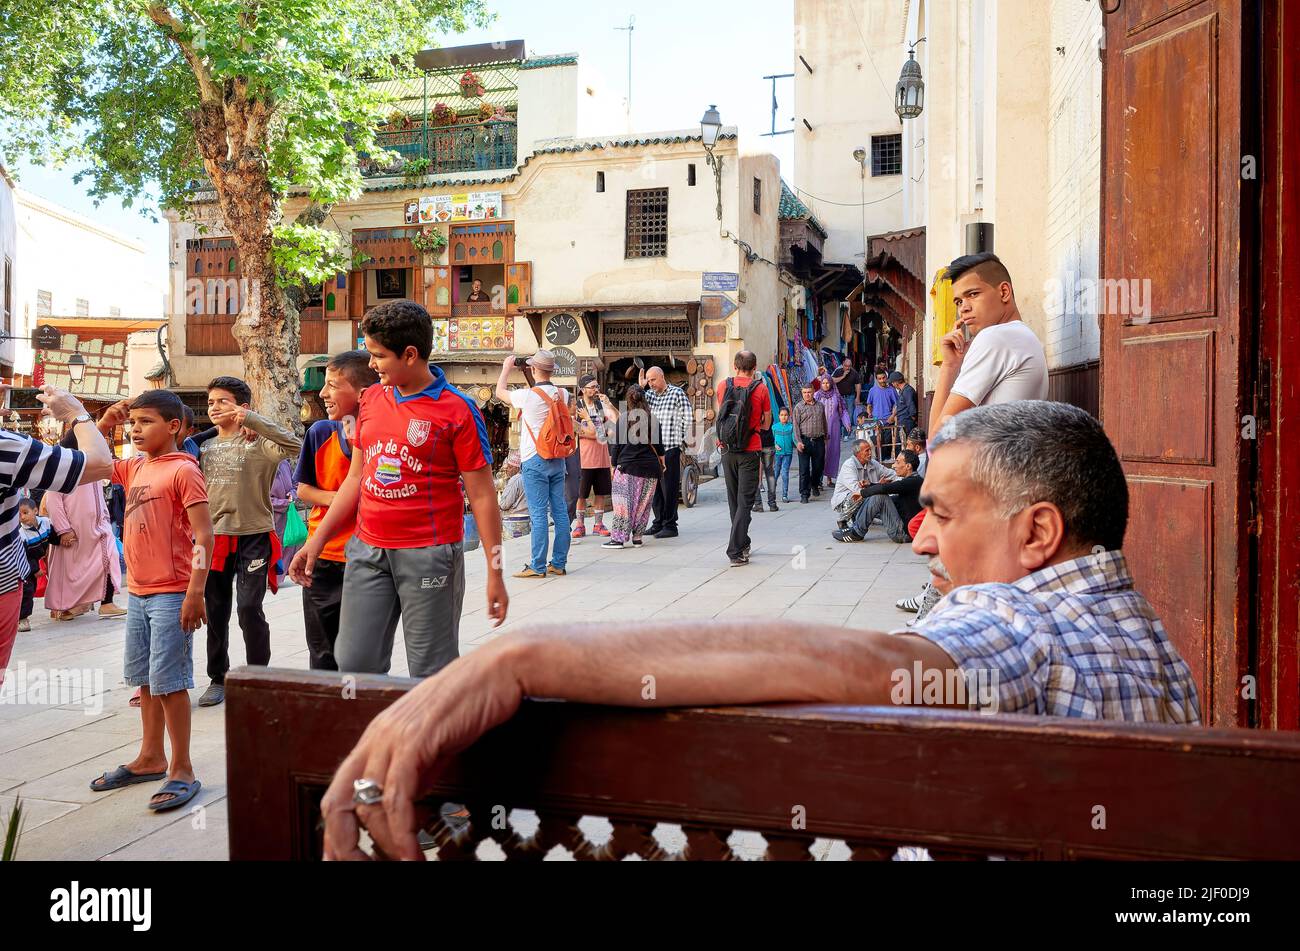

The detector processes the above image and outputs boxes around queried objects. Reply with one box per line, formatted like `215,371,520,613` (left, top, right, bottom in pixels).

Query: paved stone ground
1,475,928,861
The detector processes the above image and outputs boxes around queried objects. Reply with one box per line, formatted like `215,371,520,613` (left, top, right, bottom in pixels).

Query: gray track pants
335,537,466,679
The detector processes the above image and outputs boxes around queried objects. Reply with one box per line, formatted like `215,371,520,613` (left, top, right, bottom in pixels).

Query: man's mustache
928,557,951,581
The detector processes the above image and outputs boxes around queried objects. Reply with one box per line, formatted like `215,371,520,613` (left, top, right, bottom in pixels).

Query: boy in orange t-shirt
89,390,214,813
293,351,378,670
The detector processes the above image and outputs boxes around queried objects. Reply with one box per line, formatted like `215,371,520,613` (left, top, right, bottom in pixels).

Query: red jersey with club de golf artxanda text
353,368,492,549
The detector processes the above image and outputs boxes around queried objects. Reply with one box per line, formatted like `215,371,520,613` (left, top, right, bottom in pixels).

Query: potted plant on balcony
431,102,456,126
477,101,496,122
459,69,485,98
401,156,431,182
386,109,414,131
411,225,448,264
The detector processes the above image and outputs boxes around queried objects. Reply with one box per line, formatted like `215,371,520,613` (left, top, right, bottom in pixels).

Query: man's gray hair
930,400,1128,550
852,439,872,454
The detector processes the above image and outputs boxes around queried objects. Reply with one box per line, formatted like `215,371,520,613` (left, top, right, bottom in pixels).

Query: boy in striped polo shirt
289,300,508,677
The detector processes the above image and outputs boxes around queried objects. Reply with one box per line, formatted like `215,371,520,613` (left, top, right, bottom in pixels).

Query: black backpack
717,378,759,450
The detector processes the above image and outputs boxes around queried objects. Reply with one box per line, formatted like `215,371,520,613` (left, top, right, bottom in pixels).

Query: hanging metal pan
686,357,698,374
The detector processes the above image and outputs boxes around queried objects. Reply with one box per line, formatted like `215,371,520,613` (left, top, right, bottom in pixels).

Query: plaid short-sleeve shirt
644,384,692,450
903,551,1201,723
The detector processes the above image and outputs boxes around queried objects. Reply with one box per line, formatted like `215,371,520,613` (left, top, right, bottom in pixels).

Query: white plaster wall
512,141,743,306
793,0,908,265
983,0,1052,345
737,152,784,368
11,190,165,375
126,329,160,397
901,0,929,230
515,61,579,162
0,171,15,373
1042,0,1103,370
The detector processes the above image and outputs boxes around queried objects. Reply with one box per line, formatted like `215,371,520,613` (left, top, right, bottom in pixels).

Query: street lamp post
700,104,724,223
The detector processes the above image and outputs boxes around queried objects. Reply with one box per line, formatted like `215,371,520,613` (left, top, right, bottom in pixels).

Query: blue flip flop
90,765,167,792
147,778,202,812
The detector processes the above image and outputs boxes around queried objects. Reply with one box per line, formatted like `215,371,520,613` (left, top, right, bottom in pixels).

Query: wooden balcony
226,667,1300,861
450,301,506,317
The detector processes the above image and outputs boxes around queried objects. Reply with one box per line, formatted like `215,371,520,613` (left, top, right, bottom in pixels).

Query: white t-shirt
950,320,1048,407
509,382,570,462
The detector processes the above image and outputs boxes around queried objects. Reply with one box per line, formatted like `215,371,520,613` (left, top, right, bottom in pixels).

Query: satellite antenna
615,15,636,122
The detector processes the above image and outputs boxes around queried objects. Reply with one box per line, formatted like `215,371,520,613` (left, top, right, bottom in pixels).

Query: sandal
129,687,142,708
148,778,202,812
90,765,168,792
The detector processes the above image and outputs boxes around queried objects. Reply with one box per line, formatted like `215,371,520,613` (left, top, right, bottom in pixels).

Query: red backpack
523,386,576,459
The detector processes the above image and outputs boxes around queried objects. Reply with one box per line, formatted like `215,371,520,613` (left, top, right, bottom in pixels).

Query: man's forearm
505,619,917,708
73,420,113,483
244,410,303,458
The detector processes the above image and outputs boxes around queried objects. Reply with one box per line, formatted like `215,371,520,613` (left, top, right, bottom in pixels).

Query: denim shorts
123,592,193,695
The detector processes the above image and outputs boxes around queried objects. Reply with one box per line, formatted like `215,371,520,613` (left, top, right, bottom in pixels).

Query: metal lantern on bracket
895,48,925,120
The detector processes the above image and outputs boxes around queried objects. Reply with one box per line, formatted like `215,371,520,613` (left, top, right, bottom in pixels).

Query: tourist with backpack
713,351,770,567
497,350,575,578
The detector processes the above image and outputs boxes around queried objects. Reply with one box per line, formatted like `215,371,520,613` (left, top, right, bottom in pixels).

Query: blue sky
8,0,795,274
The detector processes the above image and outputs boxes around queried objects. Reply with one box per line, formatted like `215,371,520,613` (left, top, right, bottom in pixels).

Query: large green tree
0,0,487,428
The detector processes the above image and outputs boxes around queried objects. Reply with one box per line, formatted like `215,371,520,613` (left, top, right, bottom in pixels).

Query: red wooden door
1100,0,1249,725
1256,0,1300,729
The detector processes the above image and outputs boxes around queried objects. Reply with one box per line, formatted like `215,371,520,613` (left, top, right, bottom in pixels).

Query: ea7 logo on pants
420,576,447,589
407,419,431,447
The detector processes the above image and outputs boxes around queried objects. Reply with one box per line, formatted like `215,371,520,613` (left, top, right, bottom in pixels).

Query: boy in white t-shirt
928,252,1048,437
495,350,572,579
905,253,1048,625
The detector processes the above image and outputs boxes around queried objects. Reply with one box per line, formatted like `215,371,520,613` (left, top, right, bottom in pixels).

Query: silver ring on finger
352,778,384,806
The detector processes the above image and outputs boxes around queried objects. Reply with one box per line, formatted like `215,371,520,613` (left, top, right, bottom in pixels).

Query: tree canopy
0,0,489,423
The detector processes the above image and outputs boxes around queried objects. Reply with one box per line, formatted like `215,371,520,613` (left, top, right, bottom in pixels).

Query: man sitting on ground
318,400,1201,860
831,439,894,527
833,450,921,544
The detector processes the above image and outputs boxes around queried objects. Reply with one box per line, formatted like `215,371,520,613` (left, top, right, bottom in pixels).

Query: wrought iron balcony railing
362,120,518,178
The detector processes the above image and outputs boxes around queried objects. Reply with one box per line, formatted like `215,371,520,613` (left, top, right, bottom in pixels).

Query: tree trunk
191,97,303,435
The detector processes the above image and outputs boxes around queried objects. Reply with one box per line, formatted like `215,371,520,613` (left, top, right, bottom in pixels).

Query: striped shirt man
0,431,86,594
643,383,692,450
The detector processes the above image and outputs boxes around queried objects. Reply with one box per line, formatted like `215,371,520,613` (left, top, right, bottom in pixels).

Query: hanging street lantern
895,48,925,120
68,352,87,387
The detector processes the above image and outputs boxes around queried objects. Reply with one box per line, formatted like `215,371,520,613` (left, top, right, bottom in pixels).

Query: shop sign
702,272,739,292
417,192,504,223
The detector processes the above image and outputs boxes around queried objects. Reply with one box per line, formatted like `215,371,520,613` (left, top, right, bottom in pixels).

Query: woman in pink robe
43,480,122,620
814,377,851,488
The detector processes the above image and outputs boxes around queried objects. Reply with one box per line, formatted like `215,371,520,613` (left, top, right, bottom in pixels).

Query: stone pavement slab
1,475,928,860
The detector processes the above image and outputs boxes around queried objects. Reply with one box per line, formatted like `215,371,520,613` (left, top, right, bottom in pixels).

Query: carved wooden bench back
225,668,1300,860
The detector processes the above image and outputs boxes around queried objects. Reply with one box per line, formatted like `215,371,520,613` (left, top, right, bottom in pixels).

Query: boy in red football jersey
293,350,379,670
289,300,508,677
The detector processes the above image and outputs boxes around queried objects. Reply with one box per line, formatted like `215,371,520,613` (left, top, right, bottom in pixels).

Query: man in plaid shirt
320,398,1202,858
904,401,1199,721
640,366,692,539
